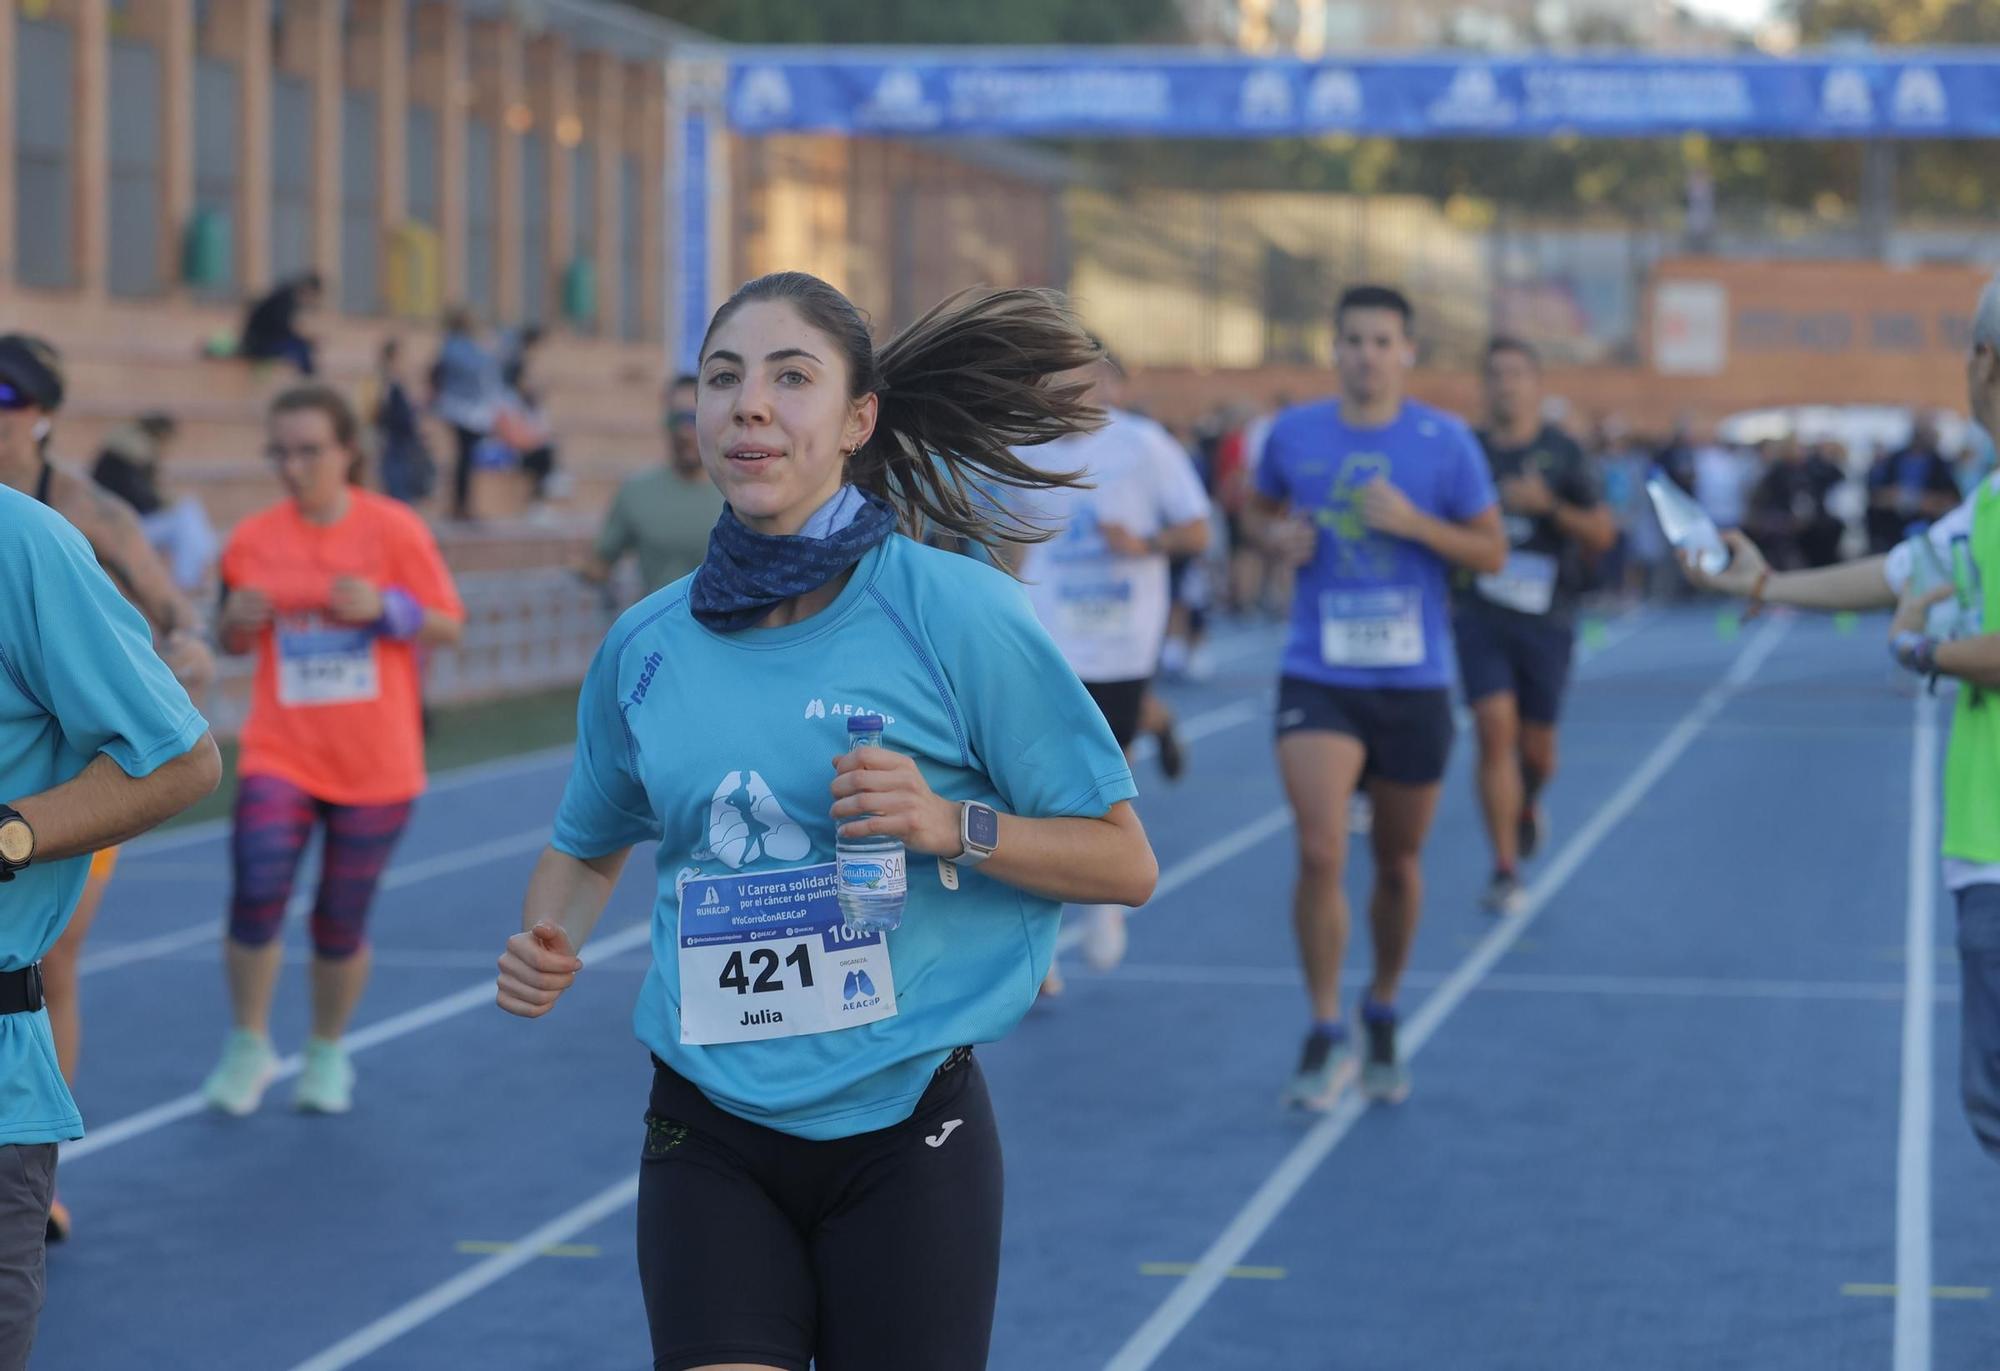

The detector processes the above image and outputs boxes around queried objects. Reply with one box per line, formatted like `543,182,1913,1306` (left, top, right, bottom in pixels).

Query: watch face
966,803,1000,851
0,820,31,865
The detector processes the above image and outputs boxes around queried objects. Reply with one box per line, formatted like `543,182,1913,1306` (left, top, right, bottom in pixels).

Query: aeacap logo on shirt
695,771,811,869
804,698,897,726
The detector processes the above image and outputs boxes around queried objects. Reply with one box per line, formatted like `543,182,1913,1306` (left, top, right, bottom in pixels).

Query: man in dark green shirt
580,374,724,598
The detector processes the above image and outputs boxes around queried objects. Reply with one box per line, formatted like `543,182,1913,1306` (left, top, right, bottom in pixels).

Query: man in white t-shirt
1010,358,1212,977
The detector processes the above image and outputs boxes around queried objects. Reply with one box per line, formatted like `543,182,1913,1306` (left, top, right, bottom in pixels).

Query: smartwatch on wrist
956,802,1000,868
0,805,36,882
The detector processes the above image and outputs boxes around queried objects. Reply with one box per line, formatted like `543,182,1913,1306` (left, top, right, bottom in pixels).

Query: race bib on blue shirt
677,862,898,1045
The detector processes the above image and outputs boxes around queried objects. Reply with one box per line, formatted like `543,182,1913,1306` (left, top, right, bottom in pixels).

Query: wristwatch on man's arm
0,805,37,882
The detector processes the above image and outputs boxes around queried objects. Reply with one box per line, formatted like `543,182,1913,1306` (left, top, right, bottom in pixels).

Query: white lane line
80,828,555,976
95,694,1268,976
1067,606,1659,956
1128,698,1266,765
1102,616,1790,1371
284,1173,640,1371
1088,964,1921,1003
1895,693,1939,1371
61,919,654,1165
119,743,577,859
267,612,1654,1363
1056,808,1295,957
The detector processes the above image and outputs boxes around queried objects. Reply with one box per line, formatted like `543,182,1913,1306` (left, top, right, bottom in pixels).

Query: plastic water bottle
836,715,907,932
1951,534,1983,635
1645,471,1730,576
1905,524,1961,639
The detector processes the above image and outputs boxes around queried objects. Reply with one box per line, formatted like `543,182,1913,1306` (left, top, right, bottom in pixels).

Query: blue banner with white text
722,52,2000,140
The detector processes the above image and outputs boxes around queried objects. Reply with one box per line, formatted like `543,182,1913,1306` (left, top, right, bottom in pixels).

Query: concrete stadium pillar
0,1,13,291
72,0,109,298
353,0,408,310
305,0,342,294
582,51,623,339
418,2,468,311
632,60,665,347
528,32,574,330
470,15,524,325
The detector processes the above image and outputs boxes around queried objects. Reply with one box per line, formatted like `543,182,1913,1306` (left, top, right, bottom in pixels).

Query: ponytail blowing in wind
699,272,1106,553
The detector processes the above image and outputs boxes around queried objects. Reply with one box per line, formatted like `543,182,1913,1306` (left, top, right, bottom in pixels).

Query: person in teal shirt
496,272,1158,1371
0,480,220,1366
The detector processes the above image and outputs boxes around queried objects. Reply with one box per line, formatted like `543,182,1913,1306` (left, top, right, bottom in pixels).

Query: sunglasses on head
0,381,36,412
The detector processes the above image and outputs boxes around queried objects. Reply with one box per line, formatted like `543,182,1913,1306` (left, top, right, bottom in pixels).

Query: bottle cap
847,714,885,733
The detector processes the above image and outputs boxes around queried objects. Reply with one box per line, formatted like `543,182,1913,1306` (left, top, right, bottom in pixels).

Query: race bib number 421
677,862,897,1046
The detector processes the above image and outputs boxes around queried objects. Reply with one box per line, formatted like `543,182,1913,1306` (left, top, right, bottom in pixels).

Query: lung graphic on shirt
1322,452,1395,577
701,770,811,869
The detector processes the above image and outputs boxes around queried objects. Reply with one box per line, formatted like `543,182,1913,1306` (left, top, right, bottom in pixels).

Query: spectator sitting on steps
238,272,324,376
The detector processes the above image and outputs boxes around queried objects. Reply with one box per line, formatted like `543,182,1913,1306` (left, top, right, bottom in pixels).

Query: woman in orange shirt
201,385,465,1116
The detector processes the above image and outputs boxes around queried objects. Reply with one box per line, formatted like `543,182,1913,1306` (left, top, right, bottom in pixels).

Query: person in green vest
1685,271,2000,1161
578,373,725,599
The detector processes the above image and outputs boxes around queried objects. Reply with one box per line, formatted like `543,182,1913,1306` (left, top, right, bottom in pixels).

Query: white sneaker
1160,639,1191,679
1184,645,1216,681
293,1037,355,1115
202,1030,279,1117
1079,904,1129,973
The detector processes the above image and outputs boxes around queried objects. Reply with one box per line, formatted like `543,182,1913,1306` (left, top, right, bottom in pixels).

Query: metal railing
199,567,637,735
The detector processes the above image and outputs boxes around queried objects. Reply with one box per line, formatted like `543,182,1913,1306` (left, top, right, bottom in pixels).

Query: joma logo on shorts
628,652,664,708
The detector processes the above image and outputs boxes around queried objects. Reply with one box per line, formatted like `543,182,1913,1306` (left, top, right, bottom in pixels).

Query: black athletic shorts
637,1049,1002,1371
1274,676,1455,786
1452,603,1577,726
1085,677,1149,751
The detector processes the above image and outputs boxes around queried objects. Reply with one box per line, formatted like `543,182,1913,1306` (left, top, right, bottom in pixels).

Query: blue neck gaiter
689,485,898,633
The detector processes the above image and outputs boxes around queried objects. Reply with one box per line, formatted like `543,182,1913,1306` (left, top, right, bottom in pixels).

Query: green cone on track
1834,611,1858,634
1581,618,1608,649
1716,610,1741,641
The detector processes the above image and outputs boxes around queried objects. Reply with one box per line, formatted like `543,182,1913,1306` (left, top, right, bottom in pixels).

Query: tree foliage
628,0,1184,46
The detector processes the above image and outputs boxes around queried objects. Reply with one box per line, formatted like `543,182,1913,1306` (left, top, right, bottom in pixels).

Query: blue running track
32,606,1998,1370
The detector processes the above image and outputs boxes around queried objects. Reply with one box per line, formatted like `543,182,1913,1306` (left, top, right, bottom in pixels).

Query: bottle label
838,849,907,897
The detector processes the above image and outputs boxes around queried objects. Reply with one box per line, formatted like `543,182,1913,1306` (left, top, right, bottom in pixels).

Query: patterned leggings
228,775,413,959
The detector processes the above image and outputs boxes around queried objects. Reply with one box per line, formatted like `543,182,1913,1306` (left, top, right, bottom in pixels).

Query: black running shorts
1084,677,1149,751
637,1051,1003,1371
1274,677,1455,786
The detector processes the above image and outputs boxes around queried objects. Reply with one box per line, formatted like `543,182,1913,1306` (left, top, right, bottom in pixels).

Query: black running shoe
1360,1011,1410,1103
1281,1030,1354,1111
1481,870,1526,916
1156,722,1186,782
1518,805,1544,861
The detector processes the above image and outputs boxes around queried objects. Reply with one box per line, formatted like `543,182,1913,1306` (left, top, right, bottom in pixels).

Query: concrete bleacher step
19,291,674,529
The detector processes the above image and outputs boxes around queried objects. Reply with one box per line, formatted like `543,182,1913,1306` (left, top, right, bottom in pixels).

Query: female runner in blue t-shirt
496,272,1159,1371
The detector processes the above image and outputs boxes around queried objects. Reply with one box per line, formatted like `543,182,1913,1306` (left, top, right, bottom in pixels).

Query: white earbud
31,419,50,443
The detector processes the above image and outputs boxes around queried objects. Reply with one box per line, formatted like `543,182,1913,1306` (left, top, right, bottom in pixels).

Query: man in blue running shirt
1251,285,1505,1111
